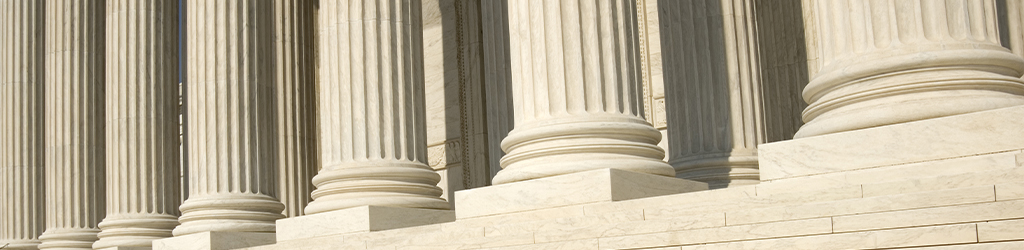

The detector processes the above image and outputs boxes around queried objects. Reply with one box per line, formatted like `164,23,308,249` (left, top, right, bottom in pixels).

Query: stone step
665,223,978,250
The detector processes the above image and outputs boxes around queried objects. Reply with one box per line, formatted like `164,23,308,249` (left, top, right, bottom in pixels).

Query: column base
38,228,99,250
760,105,1024,181
151,232,274,250
454,168,708,219
276,206,454,241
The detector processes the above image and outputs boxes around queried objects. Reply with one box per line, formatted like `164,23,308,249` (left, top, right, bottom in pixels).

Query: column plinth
40,1,106,249
306,0,449,215
796,0,1024,138
93,0,182,248
0,0,45,249
172,0,284,237
492,0,675,185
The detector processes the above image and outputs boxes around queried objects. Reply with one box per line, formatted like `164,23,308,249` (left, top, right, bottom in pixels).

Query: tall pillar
274,0,319,218
93,1,181,248
493,0,675,185
0,1,45,249
40,1,106,249
659,0,807,188
174,0,283,236
307,0,449,214
797,0,1024,138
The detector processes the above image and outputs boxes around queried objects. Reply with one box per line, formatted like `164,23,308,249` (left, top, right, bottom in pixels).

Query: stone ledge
760,105,1024,181
276,206,454,241
153,232,274,250
454,168,708,219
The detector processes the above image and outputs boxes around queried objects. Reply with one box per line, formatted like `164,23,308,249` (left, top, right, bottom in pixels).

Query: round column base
494,115,675,185
172,194,284,237
93,214,178,249
37,228,99,250
305,160,449,215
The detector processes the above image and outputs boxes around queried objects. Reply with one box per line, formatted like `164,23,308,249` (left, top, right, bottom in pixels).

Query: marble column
0,1,45,249
274,0,319,218
307,0,449,214
493,0,675,185
659,0,807,188
93,1,181,248
797,0,1024,138
39,0,106,249
175,0,284,236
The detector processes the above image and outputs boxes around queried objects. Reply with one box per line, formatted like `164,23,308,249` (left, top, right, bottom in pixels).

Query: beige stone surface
727,185,995,226
996,182,1024,201
833,199,1024,233
905,242,1024,250
40,1,106,249
862,166,1024,197
273,0,319,218
455,169,707,219
598,218,832,249
761,105,1024,180
476,239,598,250
978,218,1024,242
495,0,675,184
276,206,454,241
309,0,449,214
676,223,978,250
0,0,45,249
153,232,274,250
755,150,1021,196
95,1,182,249
175,0,285,237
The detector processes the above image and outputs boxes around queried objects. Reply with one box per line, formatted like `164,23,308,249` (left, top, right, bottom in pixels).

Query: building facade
3,0,1024,249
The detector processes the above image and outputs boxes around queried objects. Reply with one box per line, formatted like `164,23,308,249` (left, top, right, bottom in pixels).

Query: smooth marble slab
276,206,454,241
760,105,1024,181
454,168,708,219
152,232,274,250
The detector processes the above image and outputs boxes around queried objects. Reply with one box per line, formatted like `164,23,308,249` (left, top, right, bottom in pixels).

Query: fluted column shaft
40,1,106,249
660,0,762,188
175,0,284,236
274,0,319,218
0,1,45,249
797,0,1024,138
308,0,449,214
494,0,674,185
94,1,181,248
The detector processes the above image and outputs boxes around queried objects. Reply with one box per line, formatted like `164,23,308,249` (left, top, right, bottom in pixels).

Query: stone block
996,183,1024,201
978,218,1024,242
676,223,977,250
532,212,724,244
582,186,755,216
152,232,275,250
901,241,1024,249
476,239,599,250
862,166,1024,197
759,105,1024,180
454,168,707,219
598,218,832,249
728,185,995,226
642,185,861,221
276,206,455,241
833,199,1024,233
484,210,644,237
97,247,153,250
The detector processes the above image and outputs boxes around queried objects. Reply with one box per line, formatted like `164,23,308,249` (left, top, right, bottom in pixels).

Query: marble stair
239,148,1024,250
